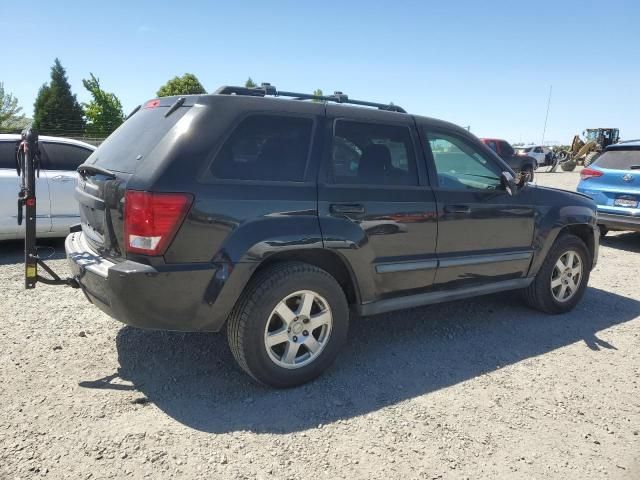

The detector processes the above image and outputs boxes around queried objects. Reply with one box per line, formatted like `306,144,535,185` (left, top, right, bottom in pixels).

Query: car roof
607,140,640,149
0,133,96,150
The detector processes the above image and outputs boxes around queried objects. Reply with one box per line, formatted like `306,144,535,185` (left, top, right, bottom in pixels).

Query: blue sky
1,0,638,144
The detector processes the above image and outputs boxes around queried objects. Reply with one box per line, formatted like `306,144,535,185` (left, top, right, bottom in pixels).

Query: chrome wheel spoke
555,258,566,272
274,301,296,326
297,292,315,317
566,251,575,268
551,277,563,289
572,266,581,276
559,284,568,299
307,310,331,331
305,336,321,354
281,342,300,364
266,328,289,347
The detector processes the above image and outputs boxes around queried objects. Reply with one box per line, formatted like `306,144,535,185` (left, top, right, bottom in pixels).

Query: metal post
22,128,39,289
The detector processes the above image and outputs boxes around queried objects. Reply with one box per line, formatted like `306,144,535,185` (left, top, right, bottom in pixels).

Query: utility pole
541,85,552,146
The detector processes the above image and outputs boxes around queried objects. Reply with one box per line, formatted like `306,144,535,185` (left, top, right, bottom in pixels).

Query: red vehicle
480,138,537,180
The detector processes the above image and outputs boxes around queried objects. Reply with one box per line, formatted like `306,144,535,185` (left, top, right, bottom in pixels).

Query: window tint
211,115,313,181
595,149,640,170
331,120,418,185
0,141,17,169
427,132,501,190
533,147,543,153
498,141,514,157
485,140,498,153
41,142,93,170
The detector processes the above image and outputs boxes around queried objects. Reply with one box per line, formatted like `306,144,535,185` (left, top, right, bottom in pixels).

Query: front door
318,109,438,303
422,128,536,288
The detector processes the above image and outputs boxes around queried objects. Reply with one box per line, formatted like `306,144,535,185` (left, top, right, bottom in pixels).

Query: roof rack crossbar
213,84,406,113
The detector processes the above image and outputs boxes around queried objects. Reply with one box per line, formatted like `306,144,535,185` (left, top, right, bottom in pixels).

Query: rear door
0,140,20,239
40,141,93,234
318,107,438,303
421,127,536,289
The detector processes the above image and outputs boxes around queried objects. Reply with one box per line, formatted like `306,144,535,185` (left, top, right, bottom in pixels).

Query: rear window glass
87,106,189,173
594,149,640,170
210,115,313,182
0,141,17,169
41,142,93,170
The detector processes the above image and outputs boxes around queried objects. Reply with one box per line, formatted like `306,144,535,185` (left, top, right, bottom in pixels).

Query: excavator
554,128,620,171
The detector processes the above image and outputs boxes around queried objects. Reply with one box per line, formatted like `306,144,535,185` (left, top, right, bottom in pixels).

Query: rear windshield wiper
630,165,640,170
165,97,185,117
77,164,116,179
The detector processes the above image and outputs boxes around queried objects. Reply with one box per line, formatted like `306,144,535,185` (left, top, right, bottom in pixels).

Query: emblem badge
622,174,634,182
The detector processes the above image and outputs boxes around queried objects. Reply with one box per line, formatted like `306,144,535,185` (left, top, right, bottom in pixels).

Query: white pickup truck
0,134,96,240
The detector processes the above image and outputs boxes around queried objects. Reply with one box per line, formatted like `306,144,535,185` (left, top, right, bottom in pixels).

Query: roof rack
213,83,406,113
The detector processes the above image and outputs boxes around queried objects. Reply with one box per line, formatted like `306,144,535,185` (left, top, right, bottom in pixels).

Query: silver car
0,134,96,240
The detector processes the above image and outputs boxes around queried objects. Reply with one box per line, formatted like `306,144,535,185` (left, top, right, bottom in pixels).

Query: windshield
85,106,190,173
594,149,640,170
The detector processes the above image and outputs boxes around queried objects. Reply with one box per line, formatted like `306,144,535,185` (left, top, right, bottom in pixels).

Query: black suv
67,85,599,387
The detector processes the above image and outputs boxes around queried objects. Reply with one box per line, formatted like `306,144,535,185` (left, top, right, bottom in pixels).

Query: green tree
33,58,85,136
82,73,124,137
156,73,206,97
312,88,323,103
0,82,26,130
245,77,257,88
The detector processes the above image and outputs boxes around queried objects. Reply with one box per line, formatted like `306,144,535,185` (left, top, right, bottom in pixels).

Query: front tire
523,234,591,314
227,262,349,388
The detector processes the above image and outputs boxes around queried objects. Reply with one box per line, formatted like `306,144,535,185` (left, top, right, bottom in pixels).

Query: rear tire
227,262,349,388
522,234,591,314
522,165,534,182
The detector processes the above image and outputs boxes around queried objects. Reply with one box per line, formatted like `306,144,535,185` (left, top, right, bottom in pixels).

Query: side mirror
501,171,518,196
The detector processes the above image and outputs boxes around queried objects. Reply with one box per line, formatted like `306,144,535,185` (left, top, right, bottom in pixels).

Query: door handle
50,175,74,182
444,205,471,214
330,203,365,215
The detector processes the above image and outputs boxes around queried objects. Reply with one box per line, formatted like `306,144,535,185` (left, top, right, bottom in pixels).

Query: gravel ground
1,168,639,479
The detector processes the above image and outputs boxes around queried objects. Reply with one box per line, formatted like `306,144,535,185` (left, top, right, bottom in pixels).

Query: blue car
577,140,640,234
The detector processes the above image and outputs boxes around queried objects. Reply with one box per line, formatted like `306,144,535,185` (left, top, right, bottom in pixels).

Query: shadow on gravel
82,287,639,434
0,239,66,265
601,232,640,253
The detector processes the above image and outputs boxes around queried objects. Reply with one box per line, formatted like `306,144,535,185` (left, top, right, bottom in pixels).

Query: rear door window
0,141,17,169
595,149,640,170
330,120,418,186
210,115,313,182
41,142,93,171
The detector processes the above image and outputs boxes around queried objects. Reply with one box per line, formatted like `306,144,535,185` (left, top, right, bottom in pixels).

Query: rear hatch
579,147,640,216
76,97,196,260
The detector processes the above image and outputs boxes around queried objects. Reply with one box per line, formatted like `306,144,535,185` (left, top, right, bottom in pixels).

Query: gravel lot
1,168,639,479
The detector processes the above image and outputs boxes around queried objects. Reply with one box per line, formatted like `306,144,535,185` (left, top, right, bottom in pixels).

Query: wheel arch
251,249,361,306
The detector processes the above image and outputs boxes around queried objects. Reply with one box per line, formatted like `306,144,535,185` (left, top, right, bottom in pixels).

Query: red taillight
580,168,604,180
124,191,193,255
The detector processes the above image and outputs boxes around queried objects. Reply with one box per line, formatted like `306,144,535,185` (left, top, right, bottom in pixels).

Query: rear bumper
65,232,233,332
597,212,640,232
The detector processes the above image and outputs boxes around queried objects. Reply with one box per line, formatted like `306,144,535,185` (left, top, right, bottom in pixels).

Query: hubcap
550,250,583,303
264,290,333,369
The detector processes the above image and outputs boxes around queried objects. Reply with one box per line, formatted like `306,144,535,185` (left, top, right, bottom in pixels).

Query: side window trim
326,118,423,187
422,128,505,190
199,111,318,185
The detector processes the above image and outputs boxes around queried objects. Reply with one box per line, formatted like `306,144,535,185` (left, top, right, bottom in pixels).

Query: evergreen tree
33,59,85,136
245,77,257,88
